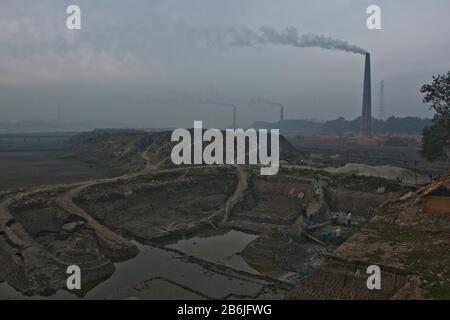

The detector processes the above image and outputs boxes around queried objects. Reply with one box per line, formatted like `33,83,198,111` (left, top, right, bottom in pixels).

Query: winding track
0,146,249,264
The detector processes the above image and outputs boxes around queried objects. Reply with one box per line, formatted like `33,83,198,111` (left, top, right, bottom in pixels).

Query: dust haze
1,0,449,128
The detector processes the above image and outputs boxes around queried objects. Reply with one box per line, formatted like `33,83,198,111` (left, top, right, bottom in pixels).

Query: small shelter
420,176,450,215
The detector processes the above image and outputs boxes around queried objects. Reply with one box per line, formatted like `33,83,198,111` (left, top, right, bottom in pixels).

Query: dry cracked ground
0,130,448,299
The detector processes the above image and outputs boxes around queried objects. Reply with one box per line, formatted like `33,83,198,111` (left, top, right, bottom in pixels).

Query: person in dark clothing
346,211,352,227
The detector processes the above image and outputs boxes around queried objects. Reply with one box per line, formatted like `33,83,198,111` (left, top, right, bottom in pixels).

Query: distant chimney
361,53,372,137
378,80,385,120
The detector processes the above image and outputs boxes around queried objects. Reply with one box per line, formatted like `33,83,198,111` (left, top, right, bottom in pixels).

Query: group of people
302,177,354,227
331,211,352,227
300,176,354,244
301,207,352,244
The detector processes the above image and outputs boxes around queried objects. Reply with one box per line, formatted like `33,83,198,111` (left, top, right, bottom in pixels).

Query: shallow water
0,230,269,300
167,229,259,275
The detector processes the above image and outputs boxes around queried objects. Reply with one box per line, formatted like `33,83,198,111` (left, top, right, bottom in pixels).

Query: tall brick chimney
361,53,372,137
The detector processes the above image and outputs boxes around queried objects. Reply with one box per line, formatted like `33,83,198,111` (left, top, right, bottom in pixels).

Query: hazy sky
0,0,449,128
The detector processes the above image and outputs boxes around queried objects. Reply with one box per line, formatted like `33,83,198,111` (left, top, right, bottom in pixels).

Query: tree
422,125,448,160
420,71,450,161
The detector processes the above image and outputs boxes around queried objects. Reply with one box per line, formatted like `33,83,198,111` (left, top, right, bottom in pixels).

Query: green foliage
421,71,450,123
367,214,450,299
421,124,449,161
369,220,424,243
405,248,450,299
420,71,450,161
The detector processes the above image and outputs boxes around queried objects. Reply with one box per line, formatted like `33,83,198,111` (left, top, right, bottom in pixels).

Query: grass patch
364,248,385,262
427,283,450,300
405,248,450,299
377,206,400,217
368,220,426,243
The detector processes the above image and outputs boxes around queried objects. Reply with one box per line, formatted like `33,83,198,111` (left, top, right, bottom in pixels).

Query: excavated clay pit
0,164,397,299
73,167,237,241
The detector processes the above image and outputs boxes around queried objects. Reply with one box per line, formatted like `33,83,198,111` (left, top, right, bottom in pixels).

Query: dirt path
0,151,152,263
51,148,169,259
222,165,248,222
306,182,329,221
56,182,138,261
0,143,249,273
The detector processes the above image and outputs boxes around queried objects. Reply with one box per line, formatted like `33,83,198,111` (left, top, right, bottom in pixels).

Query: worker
314,177,321,189
331,214,339,224
321,231,330,243
314,187,320,201
346,211,352,227
335,227,342,241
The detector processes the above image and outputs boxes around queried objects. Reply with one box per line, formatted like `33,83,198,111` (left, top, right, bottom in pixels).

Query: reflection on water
167,229,260,275
0,230,268,300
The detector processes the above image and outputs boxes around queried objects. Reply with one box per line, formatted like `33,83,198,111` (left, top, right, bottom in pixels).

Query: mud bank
242,229,323,279
228,176,312,234
74,167,237,241
0,238,291,300
324,188,390,217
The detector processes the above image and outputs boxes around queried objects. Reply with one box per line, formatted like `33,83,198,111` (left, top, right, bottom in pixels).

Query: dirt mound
3,190,118,296
326,163,428,185
69,129,173,173
242,228,309,273
279,135,305,161
69,129,303,174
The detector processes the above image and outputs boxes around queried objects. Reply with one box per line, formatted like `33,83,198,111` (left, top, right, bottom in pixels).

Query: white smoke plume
204,25,367,55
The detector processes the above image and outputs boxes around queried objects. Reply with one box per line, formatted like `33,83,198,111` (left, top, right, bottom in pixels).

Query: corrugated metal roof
419,175,450,198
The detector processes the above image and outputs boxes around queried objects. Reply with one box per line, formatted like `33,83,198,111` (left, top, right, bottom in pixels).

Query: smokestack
378,80,385,120
361,53,372,137
262,100,283,129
